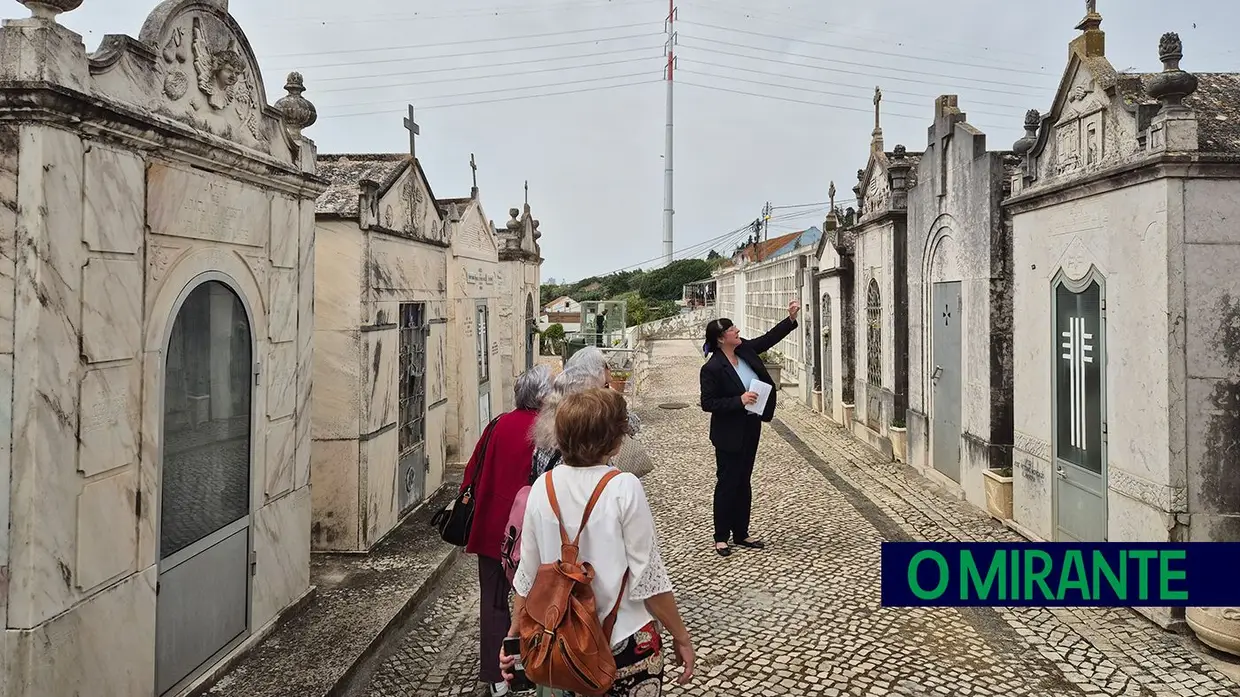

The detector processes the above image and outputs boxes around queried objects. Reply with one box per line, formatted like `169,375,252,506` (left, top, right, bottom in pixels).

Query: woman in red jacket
460,364,553,697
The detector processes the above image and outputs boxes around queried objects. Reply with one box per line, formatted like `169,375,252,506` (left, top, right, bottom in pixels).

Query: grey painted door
157,281,253,696
1054,280,1106,541
822,298,833,413
931,282,962,482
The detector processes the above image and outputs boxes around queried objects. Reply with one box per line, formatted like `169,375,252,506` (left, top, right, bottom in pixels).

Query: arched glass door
155,280,253,696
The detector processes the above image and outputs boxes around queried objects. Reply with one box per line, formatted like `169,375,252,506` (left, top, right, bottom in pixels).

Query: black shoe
735,538,765,549
714,543,732,557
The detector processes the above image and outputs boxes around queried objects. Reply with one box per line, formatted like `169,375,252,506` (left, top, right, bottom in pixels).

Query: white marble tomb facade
1007,8,1240,647
905,95,1019,508
311,153,451,552
849,96,921,462
494,203,544,404
443,195,505,464
0,1,324,695
813,202,858,427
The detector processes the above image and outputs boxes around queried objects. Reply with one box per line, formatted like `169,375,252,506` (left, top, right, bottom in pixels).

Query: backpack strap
545,469,623,559
602,570,630,639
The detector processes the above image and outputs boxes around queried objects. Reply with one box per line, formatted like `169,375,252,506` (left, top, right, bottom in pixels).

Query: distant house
542,295,579,314
731,227,823,265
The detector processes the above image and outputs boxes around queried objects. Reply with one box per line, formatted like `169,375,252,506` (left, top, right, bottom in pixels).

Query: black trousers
713,417,762,543
477,556,511,684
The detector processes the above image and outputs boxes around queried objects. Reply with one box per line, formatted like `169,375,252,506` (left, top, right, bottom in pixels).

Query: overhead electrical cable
263,0,665,25
679,68,1022,120
272,32,665,72
680,43,1047,100
302,45,662,85
683,36,1049,93
320,78,660,119
314,55,662,96
266,21,664,59
679,20,1055,78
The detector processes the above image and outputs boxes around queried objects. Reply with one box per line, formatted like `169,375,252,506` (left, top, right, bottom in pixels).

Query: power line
682,2,1047,66
258,0,665,25
680,58,1028,111
683,36,1049,93
679,66,1022,120
319,78,661,119
313,56,661,97
266,21,663,59
680,42,1046,101
273,32,665,72
677,80,1007,132
301,45,660,85
679,20,1055,79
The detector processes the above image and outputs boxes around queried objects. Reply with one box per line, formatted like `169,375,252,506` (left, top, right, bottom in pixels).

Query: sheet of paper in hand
745,379,772,415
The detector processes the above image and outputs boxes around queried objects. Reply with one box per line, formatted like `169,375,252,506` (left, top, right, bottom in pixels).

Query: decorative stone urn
1187,607,1240,658
16,0,82,19
1147,32,1199,109
274,72,317,138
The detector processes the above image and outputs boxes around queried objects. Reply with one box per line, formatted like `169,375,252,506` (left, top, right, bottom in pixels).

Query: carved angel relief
157,15,264,145
191,17,262,140
863,168,890,216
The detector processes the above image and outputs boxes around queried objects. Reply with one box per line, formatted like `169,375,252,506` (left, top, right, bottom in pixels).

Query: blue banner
880,542,1240,607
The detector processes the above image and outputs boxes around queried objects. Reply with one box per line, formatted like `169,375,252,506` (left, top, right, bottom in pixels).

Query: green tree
541,323,565,354
637,259,713,301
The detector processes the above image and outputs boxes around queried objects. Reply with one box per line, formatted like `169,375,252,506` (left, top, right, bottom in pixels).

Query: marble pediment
451,202,499,261
87,0,298,163
378,165,447,244
860,156,891,219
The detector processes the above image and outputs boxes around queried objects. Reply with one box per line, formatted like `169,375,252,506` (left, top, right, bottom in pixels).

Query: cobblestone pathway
361,340,1240,697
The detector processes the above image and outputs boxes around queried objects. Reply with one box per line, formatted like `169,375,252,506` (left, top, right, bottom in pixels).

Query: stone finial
532,219,541,240
1147,32,1198,109
893,144,907,159
1012,109,1041,156
16,0,82,20
506,208,521,230
275,72,317,137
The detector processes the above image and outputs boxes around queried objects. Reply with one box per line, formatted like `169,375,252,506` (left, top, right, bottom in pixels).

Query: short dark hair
703,317,734,354
555,388,629,467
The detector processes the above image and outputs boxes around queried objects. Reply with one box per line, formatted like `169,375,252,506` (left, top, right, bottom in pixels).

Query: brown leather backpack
517,470,629,696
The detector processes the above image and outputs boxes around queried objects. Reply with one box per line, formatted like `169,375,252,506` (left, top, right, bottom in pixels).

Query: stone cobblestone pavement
361,340,1240,697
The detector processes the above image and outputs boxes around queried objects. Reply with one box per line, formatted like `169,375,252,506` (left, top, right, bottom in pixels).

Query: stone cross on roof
828,181,836,210
873,86,882,130
524,180,529,206
1086,0,1096,14
403,104,419,159
470,153,477,188
871,86,885,152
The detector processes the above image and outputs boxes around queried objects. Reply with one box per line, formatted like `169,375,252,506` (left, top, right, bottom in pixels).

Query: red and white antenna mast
661,0,677,267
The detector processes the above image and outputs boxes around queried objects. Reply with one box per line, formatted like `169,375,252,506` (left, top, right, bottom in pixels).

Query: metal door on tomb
931,282,963,482
156,280,254,696
397,303,430,513
525,294,536,371
1053,277,1107,542
821,296,833,407
476,301,492,432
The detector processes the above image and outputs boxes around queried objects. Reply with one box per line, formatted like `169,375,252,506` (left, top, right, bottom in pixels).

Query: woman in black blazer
699,300,801,557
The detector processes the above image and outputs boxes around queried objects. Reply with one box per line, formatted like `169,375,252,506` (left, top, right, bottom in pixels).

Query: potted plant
889,415,908,463
609,369,631,393
759,350,783,386
982,466,1014,521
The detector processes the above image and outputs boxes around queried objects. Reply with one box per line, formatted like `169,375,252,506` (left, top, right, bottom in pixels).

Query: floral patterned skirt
562,622,664,697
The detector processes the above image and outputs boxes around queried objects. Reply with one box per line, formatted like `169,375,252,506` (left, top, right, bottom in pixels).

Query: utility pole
762,201,772,242
661,0,677,267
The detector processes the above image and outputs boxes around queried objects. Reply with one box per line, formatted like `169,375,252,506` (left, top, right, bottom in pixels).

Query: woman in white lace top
504,388,694,695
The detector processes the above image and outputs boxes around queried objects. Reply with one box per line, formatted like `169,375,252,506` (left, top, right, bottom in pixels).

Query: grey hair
564,346,609,383
532,366,607,450
513,364,553,411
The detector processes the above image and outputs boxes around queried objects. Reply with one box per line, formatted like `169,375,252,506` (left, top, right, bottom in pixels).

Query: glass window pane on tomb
160,281,252,560
1055,281,1103,473
476,304,489,383
399,302,428,455
866,279,882,387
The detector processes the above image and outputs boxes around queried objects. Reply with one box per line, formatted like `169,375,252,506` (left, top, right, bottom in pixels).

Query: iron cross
403,105,420,159
470,153,478,189
524,180,529,206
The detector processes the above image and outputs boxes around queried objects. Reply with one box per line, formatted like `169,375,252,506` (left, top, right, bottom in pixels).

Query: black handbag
432,415,501,546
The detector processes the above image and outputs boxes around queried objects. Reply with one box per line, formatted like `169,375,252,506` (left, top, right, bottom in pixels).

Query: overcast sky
59,1,1235,283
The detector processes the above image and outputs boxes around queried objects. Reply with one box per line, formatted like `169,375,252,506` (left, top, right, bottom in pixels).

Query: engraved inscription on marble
148,164,270,247
78,365,140,478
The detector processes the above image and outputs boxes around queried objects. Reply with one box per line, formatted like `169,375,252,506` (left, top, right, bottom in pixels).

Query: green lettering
1159,550,1188,601
962,550,1006,600
1091,550,1127,601
1058,550,1090,600
1023,550,1055,600
908,551,949,600
1129,550,1158,601
1010,547,1020,599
